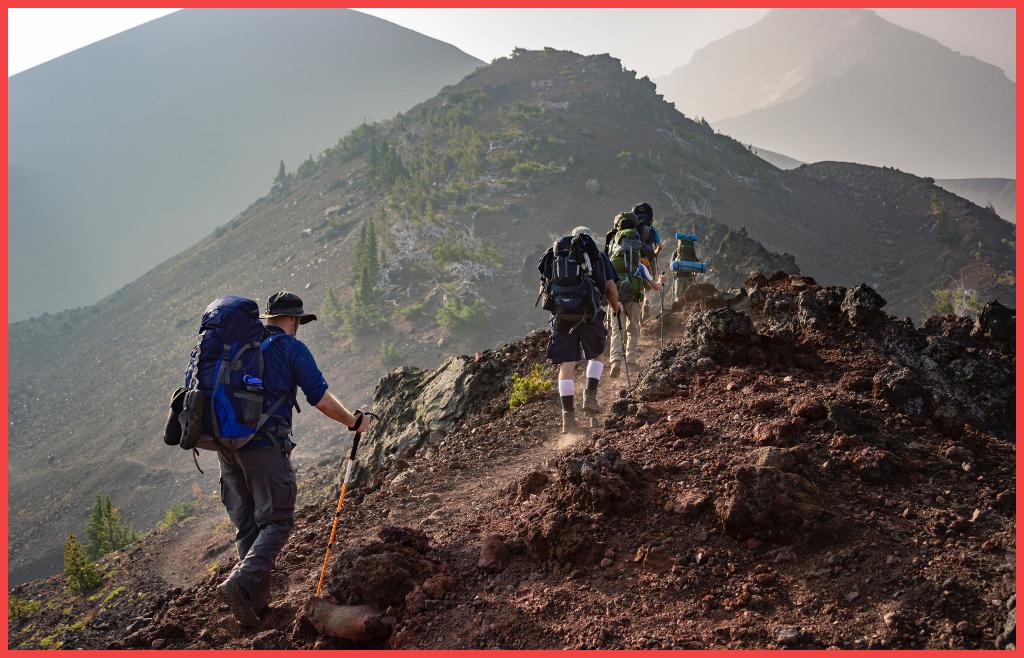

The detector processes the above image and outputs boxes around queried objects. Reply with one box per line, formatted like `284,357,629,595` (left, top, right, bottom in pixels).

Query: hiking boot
608,362,622,379
217,577,260,627
250,574,271,616
582,390,600,414
561,411,579,434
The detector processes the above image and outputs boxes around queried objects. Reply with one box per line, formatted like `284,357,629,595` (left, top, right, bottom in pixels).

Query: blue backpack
176,296,290,454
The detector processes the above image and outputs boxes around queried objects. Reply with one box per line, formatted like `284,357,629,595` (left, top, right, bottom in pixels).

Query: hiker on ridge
672,226,702,306
216,291,374,626
538,226,620,433
606,212,666,378
632,202,662,322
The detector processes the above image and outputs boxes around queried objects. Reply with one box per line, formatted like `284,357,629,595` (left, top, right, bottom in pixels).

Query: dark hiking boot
582,390,600,414
251,575,271,616
561,411,579,434
217,577,259,627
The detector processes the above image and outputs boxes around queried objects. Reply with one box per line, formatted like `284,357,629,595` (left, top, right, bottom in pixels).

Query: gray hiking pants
218,440,296,594
609,301,642,365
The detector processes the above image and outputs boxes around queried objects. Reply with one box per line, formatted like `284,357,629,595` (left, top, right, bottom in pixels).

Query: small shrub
156,501,195,531
511,160,561,177
379,340,401,367
9,596,42,620
397,301,425,320
505,101,544,122
509,365,552,409
436,297,489,331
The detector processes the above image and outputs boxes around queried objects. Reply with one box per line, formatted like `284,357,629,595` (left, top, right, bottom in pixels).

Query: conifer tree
272,159,289,194
320,288,344,329
345,222,382,334
64,534,103,593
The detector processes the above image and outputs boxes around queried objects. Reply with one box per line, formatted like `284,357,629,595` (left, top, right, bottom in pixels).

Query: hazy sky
7,8,179,76
358,8,769,78
8,7,1015,80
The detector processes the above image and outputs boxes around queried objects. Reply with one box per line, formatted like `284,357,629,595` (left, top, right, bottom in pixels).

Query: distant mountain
755,149,1016,224
936,178,1016,224
8,8,481,322
873,8,1016,81
754,147,804,170
9,49,1013,586
656,8,1015,180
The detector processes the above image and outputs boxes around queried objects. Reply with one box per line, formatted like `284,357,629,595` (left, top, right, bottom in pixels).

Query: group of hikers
163,201,700,626
537,201,702,433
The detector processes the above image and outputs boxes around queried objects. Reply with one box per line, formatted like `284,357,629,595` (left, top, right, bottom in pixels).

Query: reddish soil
9,277,1015,650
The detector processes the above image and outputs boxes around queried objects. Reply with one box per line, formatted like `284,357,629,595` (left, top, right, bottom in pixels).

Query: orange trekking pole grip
315,410,377,598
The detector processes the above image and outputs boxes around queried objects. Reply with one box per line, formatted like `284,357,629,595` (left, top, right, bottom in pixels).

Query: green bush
64,534,104,594
436,297,489,331
397,301,425,320
510,160,561,177
430,233,503,267
509,365,552,409
505,101,544,122
156,501,195,531
9,596,42,620
379,340,402,367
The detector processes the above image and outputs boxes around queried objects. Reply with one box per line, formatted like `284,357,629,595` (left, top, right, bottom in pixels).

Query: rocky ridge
10,274,1014,650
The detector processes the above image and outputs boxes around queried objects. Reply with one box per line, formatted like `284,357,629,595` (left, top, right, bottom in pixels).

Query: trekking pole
659,273,666,348
315,410,380,598
615,308,632,389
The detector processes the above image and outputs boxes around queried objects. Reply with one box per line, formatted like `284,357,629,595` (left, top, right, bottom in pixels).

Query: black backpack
539,233,602,324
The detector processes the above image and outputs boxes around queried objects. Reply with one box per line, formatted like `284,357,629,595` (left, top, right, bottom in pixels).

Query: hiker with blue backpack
538,226,621,433
605,211,667,378
164,292,373,626
672,227,703,306
631,202,662,322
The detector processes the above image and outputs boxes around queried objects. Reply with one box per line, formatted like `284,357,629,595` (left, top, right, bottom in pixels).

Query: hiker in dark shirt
538,226,621,433
216,291,374,626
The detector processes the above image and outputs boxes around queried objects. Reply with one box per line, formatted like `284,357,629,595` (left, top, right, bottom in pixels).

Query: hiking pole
659,273,666,348
315,410,380,598
615,308,632,389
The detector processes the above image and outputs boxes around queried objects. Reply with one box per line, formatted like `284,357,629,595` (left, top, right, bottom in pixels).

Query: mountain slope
9,278,1016,649
8,49,1013,586
656,8,1015,179
8,8,481,321
936,178,1016,224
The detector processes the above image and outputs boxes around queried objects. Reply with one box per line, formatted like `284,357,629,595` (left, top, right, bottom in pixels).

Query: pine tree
272,159,289,195
64,534,103,594
345,222,382,334
85,495,137,559
320,288,344,329
86,496,104,559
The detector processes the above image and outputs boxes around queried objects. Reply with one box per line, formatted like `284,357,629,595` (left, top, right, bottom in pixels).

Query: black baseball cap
260,291,317,324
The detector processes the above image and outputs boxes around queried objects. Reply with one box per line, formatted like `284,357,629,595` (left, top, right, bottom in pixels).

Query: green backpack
610,228,645,303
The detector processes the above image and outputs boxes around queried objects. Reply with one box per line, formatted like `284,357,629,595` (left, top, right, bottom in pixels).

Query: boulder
671,417,705,438
304,600,395,643
872,365,926,416
752,419,799,447
715,466,840,545
841,284,886,328
478,535,510,572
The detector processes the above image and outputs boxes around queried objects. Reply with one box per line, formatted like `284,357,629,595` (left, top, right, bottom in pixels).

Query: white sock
558,379,575,397
585,360,604,381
